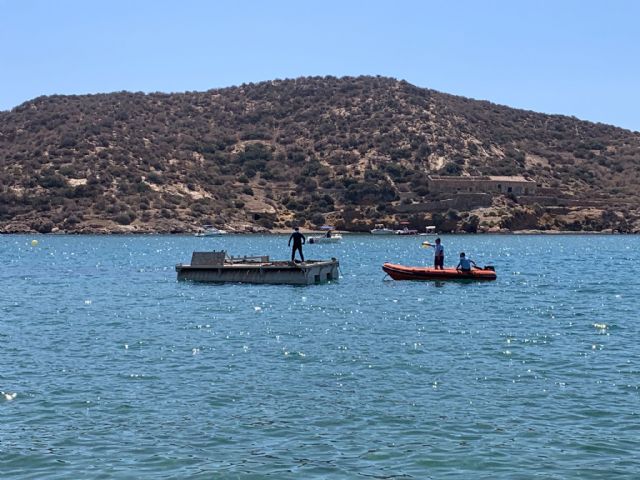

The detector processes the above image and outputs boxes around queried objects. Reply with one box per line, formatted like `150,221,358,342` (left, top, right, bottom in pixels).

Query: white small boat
395,227,419,235
371,224,395,235
308,234,343,244
419,226,438,236
195,225,227,236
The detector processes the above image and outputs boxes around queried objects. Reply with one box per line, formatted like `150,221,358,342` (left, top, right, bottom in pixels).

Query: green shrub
115,211,135,225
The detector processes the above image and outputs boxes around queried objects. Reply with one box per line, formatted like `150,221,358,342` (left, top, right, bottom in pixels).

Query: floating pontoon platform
176,251,340,285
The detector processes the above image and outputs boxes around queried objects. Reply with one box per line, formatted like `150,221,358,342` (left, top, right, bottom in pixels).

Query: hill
1,75,639,234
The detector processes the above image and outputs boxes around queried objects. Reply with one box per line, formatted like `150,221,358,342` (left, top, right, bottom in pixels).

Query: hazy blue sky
1,0,639,131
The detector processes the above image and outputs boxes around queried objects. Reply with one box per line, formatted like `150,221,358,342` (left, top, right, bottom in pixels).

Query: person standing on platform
288,227,306,262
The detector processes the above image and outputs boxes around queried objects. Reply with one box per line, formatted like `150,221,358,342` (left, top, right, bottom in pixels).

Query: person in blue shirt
433,237,444,270
456,252,477,272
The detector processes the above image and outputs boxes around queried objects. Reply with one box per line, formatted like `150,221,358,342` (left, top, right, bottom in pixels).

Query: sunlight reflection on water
1,234,639,478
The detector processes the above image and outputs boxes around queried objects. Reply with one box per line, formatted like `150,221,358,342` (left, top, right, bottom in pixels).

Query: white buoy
31,239,38,246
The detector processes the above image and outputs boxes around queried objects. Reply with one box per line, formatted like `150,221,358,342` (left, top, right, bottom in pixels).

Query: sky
1,0,639,131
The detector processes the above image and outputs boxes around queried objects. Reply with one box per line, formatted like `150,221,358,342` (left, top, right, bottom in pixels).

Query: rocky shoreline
0,224,627,235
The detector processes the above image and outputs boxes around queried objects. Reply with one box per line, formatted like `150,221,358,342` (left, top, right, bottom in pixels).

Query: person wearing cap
288,227,306,262
456,252,477,272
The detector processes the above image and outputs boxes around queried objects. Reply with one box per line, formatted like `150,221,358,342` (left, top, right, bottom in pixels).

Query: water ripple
1,234,640,478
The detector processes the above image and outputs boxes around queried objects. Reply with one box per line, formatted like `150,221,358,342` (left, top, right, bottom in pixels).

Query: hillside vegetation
1,76,639,233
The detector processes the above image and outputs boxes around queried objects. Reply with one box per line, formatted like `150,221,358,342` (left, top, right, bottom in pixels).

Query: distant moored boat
195,225,227,236
395,227,418,235
419,226,438,236
308,234,343,244
371,224,395,235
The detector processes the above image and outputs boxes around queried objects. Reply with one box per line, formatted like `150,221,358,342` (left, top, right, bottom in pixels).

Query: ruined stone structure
427,175,537,195
394,193,493,213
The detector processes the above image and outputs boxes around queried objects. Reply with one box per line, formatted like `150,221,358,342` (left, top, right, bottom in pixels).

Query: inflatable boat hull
382,263,497,281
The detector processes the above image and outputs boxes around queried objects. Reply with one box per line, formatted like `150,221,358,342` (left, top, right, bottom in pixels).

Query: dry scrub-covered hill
1,75,639,233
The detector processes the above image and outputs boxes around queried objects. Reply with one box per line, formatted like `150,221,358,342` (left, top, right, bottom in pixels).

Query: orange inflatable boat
382,263,497,281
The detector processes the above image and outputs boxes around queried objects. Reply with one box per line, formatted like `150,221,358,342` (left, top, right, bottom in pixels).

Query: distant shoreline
2,229,630,235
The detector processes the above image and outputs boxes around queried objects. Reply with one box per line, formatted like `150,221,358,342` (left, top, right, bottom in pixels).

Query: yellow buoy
31,239,38,246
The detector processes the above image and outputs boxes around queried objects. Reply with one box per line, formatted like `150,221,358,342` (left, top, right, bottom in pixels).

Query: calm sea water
1,234,639,479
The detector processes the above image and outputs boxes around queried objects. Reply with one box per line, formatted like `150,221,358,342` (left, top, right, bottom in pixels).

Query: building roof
486,175,531,182
427,175,534,183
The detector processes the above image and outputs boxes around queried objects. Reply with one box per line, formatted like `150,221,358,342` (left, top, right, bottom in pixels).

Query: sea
1,234,639,479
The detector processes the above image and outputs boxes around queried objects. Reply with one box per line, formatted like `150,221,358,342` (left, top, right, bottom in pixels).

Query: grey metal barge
176,251,340,285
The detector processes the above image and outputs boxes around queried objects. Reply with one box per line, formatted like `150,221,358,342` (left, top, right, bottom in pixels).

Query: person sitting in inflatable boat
456,252,477,272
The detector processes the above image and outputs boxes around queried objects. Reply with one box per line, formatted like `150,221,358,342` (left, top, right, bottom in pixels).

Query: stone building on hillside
427,175,537,195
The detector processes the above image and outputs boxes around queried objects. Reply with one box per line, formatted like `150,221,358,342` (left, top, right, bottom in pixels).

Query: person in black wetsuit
288,227,306,262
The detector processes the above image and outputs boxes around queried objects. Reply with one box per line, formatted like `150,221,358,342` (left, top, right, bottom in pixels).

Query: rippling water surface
1,234,639,478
